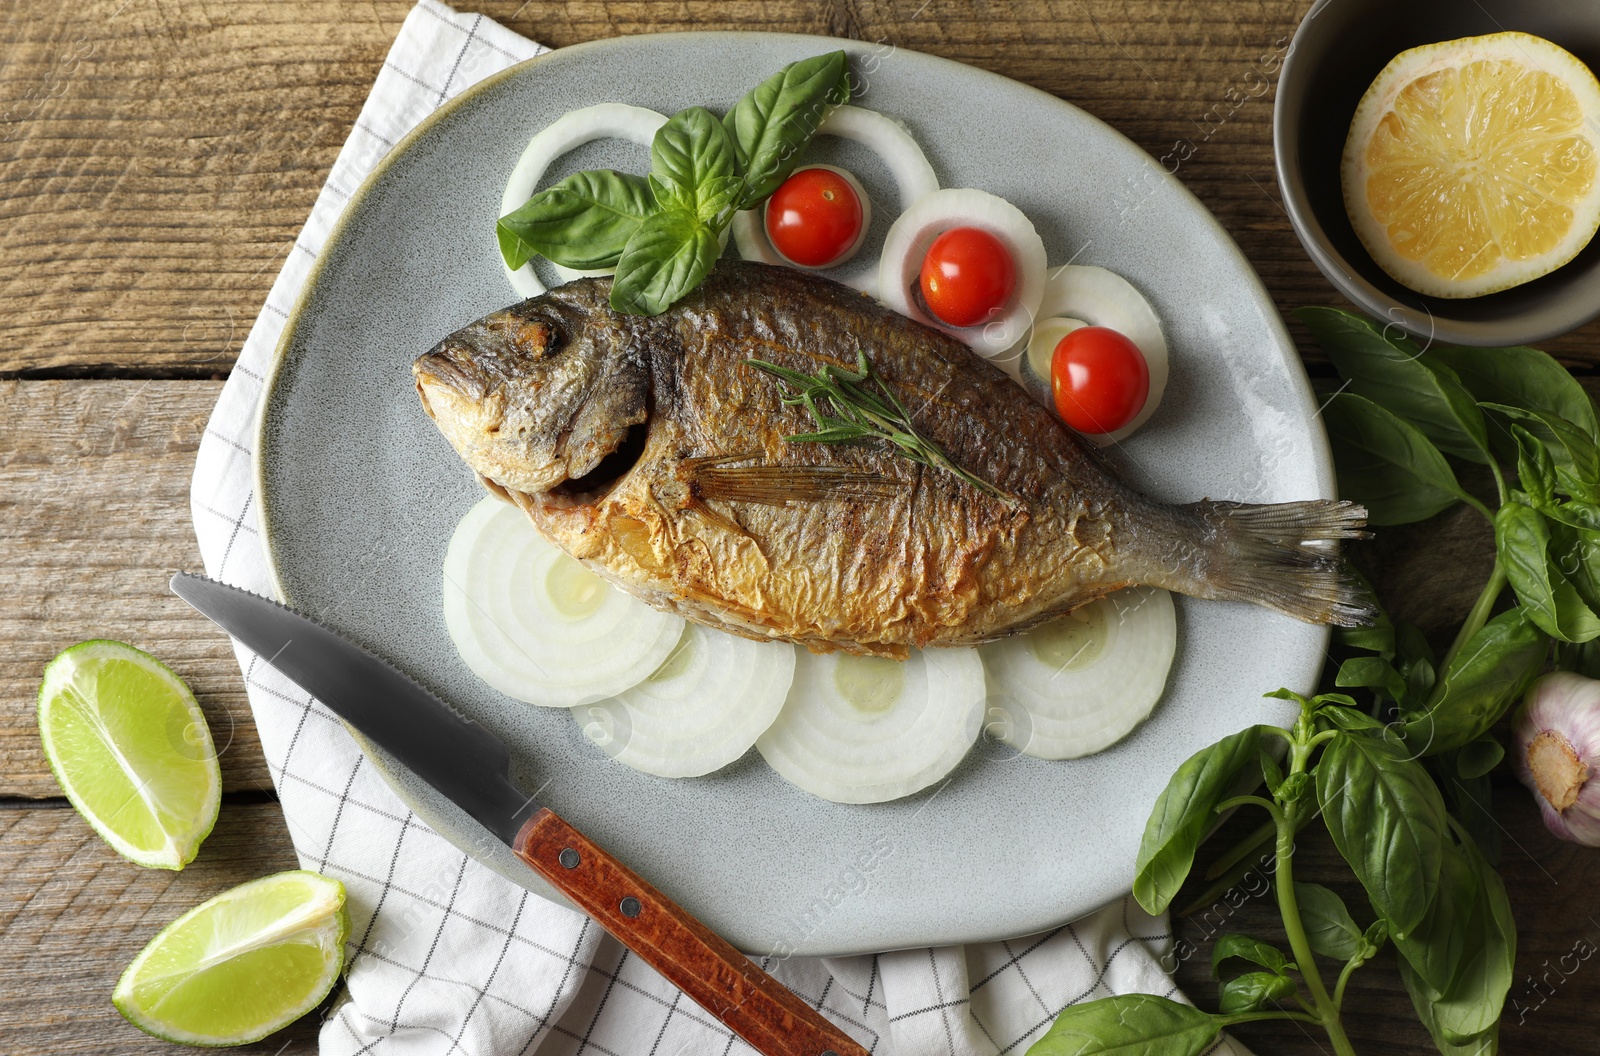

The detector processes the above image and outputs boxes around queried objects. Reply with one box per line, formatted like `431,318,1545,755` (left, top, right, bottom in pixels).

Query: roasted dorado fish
415,262,1370,656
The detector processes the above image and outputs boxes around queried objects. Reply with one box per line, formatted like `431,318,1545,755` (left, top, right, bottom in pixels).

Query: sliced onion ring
757,647,985,804
442,497,684,707
573,626,796,778
499,103,668,298
980,588,1176,760
1026,265,1169,444
732,105,940,296
877,188,1047,358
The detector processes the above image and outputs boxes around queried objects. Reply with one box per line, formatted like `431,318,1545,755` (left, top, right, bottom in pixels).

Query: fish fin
690,462,907,506
1180,499,1377,627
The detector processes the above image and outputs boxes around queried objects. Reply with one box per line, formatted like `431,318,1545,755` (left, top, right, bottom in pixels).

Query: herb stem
1214,795,1285,827
1217,1010,1324,1027
1425,558,1507,709
1333,954,1363,1013
1275,713,1359,1056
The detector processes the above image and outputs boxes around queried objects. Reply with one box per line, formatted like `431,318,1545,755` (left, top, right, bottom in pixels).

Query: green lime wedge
38,640,221,870
114,870,349,1046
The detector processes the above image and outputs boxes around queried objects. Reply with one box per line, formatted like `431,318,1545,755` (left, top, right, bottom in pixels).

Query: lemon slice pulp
1342,32,1600,298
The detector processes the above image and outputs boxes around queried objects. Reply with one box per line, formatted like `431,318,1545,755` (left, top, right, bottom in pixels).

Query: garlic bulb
1513,672,1600,846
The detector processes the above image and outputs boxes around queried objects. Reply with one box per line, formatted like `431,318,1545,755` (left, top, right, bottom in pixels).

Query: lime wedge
114,870,349,1046
38,640,221,870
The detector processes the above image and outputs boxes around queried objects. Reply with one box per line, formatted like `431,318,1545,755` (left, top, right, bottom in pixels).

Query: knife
171,573,865,1056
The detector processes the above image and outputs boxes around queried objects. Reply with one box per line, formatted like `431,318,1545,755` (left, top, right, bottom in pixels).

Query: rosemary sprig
745,350,1019,506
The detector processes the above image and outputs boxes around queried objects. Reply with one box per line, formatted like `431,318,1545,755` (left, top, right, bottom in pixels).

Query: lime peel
37,640,221,870
114,870,350,1047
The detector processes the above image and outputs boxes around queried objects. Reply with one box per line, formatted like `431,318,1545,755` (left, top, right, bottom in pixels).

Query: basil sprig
496,51,852,316
1028,309,1597,1056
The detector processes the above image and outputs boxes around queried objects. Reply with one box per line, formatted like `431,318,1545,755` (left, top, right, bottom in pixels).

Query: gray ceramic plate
257,32,1328,957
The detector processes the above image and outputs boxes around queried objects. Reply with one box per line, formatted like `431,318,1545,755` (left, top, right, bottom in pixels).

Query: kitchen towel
188,3,1246,1053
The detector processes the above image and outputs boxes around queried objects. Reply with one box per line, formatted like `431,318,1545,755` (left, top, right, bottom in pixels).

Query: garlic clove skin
1513,671,1600,847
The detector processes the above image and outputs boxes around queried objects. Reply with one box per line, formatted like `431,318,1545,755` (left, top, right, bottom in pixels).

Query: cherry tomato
917,226,1016,328
1051,326,1150,435
765,166,866,268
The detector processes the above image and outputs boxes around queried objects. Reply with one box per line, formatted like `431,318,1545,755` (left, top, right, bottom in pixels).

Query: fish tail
1156,499,1376,627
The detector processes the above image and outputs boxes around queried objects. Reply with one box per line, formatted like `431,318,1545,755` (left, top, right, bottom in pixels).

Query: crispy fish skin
415,262,1370,657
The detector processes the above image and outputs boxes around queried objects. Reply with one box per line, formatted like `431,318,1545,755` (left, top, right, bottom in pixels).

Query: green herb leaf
1296,307,1489,462
609,209,722,316
1391,833,1479,992
1217,971,1297,1014
1315,728,1448,936
1316,705,1384,733
1026,994,1221,1056
1211,933,1291,977
1455,735,1506,780
495,170,655,271
1133,726,1262,914
1323,392,1477,525
648,106,738,218
723,51,851,209
1434,343,1600,443
1446,769,1502,865
1400,607,1546,757
1294,882,1364,961
1399,957,1501,1056
1482,403,1600,503
1496,502,1600,643
1511,424,1558,509
1335,655,1408,700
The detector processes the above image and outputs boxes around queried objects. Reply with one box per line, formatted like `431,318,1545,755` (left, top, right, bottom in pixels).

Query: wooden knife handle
514,808,866,1056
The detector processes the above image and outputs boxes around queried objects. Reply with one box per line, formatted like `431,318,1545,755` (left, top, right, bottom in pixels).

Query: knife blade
171,572,864,1056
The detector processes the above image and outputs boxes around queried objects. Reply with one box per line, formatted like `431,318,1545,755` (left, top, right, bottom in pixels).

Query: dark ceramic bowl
1275,0,1600,346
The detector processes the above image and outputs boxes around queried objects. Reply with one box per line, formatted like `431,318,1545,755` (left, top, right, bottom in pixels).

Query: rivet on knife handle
514,807,866,1056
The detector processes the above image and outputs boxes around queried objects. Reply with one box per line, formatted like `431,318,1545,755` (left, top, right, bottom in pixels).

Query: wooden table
2,2,1596,1053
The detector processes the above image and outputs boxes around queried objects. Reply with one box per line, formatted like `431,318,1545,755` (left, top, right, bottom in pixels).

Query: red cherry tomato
765,167,865,268
1050,326,1150,435
917,227,1017,328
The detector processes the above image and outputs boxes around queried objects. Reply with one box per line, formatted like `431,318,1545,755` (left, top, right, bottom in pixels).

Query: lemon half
1342,32,1600,298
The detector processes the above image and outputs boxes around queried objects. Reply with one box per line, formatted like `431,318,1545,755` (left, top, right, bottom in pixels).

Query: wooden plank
1173,785,1600,1056
0,380,272,796
5,0,1598,376
0,799,315,1054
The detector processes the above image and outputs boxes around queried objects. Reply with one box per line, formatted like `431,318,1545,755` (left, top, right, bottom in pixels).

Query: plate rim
252,29,1334,953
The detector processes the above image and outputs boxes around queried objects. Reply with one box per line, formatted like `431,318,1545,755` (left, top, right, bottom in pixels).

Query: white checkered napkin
188,4,1251,1053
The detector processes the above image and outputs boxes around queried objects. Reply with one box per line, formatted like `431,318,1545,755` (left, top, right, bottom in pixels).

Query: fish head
413,283,650,500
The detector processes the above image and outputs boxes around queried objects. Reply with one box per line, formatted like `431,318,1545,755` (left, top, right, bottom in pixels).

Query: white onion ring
573,626,796,778
442,497,684,707
757,647,985,804
1026,265,1170,443
877,188,1047,358
979,588,1176,760
499,103,668,299
732,105,940,296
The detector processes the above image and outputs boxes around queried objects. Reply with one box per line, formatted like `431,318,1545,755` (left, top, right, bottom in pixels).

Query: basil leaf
1400,608,1546,757
1335,655,1407,700
1391,834,1478,992
1496,502,1600,643
609,209,722,316
1455,735,1505,779
1399,956,1500,1056
1446,770,1501,866
1218,971,1297,1014
1296,307,1489,462
1323,392,1475,525
724,50,851,208
1511,424,1558,509
1295,882,1364,961
1317,705,1384,733
649,106,737,217
496,170,655,271
1028,994,1221,1056
1483,403,1600,503
1433,837,1516,1043
1434,343,1600,443
1132,726,1262,914
1315,729,1447,936
1212,933,1291,976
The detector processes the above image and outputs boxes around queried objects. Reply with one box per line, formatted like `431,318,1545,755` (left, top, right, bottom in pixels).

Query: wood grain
5,0,1600,376
0,800,314,1054
0,380,272,797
